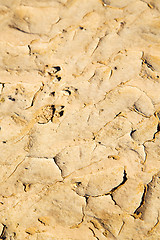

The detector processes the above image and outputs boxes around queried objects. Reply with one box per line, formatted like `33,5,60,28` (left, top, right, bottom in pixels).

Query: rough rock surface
0,0,160,239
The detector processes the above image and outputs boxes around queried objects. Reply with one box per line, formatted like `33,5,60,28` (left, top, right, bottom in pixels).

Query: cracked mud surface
0,0,160,239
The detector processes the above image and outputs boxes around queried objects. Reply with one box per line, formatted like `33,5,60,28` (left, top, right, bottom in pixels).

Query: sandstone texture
0,0,160,239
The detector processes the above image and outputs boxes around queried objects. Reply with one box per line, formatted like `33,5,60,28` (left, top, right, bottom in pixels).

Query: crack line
133,184,147,219
118,221,125,235
7,158,25,180
89,227,100,240
25,82,44,109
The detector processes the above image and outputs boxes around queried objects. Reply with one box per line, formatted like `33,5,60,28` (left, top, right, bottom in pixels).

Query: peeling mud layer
0,0,160,239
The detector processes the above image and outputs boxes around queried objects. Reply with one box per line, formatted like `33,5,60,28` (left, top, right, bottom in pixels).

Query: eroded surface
0,0,160,239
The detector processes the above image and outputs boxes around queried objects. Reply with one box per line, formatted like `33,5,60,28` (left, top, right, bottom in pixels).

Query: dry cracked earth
0,0,160,239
